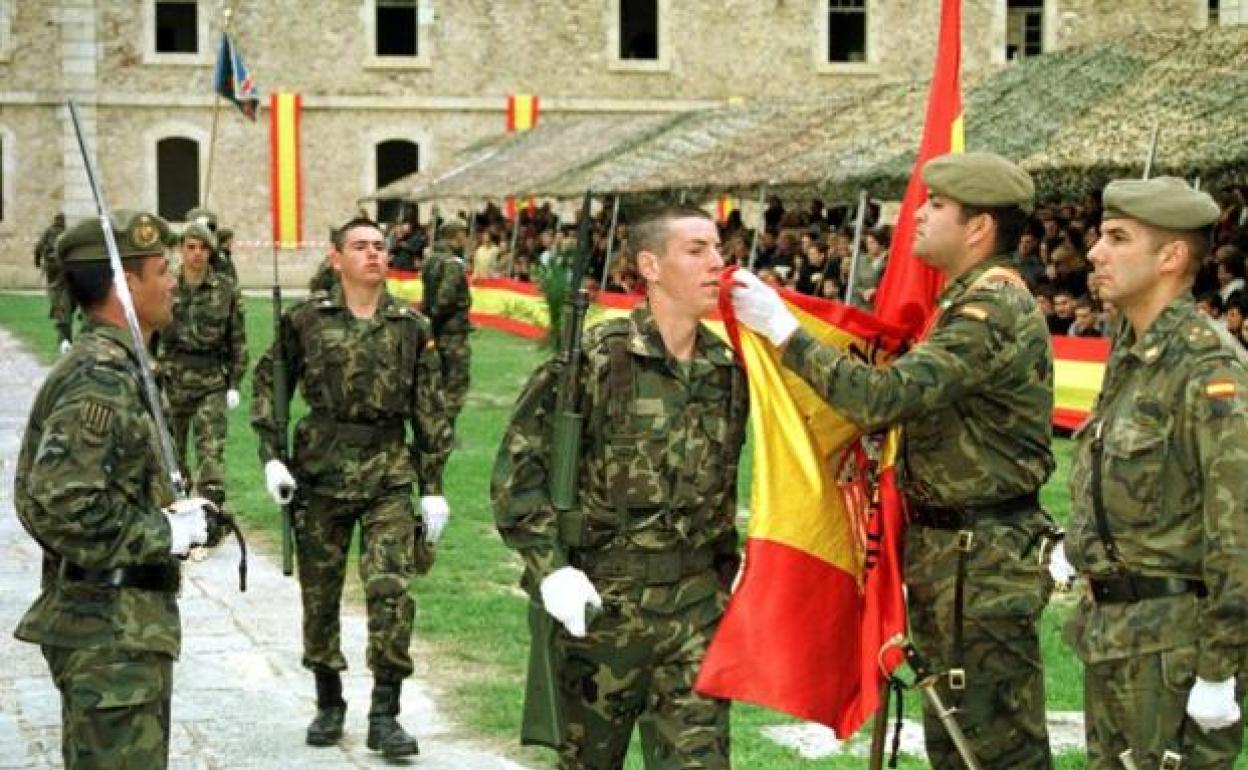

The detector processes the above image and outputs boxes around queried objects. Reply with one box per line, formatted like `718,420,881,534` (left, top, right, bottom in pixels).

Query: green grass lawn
3,292,1243,769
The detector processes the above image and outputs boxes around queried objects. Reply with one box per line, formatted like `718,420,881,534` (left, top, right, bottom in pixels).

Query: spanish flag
696,271,906,734
506,93,540,132
268,92,302,248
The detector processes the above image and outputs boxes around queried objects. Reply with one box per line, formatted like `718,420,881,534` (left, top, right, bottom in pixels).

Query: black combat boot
366,679,419,757
306,669,347,746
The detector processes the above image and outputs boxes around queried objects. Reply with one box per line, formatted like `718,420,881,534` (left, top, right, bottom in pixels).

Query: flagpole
202,5,235,212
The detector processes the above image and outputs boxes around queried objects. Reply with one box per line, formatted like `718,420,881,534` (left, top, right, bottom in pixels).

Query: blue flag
213,33,259,120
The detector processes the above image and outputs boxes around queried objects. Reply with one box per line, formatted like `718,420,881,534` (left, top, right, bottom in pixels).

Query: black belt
569,546,716,585
907,492,1040,530
61,562,180,593
309,417,405,445
1089,575,1207,604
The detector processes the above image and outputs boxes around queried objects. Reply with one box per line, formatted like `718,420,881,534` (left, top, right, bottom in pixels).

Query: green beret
185,207,219,231
1102,176,1220,232
56,211,171,264
181,222,218,251
439,217,468,234
921,151,1035,213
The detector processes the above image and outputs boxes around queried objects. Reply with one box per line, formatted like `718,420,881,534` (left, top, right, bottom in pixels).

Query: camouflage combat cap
56,211,171,264
181,222,218,251
1102,176,1220,231
185,207,219,231
921,151,1036,213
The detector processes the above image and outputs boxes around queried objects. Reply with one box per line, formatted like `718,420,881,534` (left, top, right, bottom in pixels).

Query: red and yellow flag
696,270,907,735
716,195,740,223
873,0,964,338
506,93,540,132
268,92,302,248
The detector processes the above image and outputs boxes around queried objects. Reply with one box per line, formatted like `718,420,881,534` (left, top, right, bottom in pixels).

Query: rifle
271,280,295,577
840,190,870,304
68,100,247,590
519,191,594,750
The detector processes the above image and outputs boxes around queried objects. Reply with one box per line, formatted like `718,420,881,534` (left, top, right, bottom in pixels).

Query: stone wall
0,0,1227,288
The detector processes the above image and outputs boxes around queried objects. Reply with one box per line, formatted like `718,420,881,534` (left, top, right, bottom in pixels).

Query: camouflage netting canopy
372,27,1248,205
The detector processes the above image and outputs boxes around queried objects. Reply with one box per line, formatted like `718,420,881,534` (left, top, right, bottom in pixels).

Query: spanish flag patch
958,305,989,322
1205,379,1237,399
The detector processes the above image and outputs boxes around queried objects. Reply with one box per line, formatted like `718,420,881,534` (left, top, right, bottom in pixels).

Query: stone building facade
0,0,1238,287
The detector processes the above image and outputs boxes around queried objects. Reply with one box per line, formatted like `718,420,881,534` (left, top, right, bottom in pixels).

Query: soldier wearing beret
250,216,453,757
13,211,212,769
1059,177,1248,769
732,152,1059,769
157,223,248,546
421,216,474,433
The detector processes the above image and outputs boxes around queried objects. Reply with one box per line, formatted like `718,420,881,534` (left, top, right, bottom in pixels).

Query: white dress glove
59,339,72,355
420,495,450,544
164,497,212,556
226,389,241,410
539,566,603,638
1186,676,1241,733
730,269,800,346
1047,542,1077,590
264,459,297,505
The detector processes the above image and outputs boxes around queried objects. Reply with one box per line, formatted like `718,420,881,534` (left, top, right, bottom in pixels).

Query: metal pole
747,185,767,271
843,190,869,305
508,201,523,279
1142,120,1160,180
202,5,235,211
600,195,621,289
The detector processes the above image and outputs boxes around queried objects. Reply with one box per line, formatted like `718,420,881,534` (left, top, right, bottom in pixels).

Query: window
1006,0,1045,60
376,0,419,56
155,1,197,54
619,0,658,60
1209,0,1220,26
376,140,420,223
156,137,199,221
827,0,867,63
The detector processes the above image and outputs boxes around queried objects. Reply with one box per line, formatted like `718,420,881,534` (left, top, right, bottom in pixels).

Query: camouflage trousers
42,645,173,770
554,574,730,770
295,489,419,679
904,513,1056,770
436,333,472,428
168,386,229,543
1083,646,1245,770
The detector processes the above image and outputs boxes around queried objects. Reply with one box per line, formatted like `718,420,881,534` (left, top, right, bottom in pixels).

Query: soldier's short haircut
958,204,1028,257
1148,225,1210,281
64,258,148,311
628,206,714,263
332,216,383,251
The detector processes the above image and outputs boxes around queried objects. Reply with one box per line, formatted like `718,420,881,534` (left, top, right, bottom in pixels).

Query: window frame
363,0,433,71
607,0,671,73
144,0,211,66
814,0,877,76
0,124,14,230
0,0,14,63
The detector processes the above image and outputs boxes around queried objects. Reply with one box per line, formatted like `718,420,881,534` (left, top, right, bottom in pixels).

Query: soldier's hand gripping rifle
68,100,247,591
520,191,595,749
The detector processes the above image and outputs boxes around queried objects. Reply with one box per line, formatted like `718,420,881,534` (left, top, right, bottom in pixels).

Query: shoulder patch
958,305,989,322
1205,378,1237,400
81,399,115,443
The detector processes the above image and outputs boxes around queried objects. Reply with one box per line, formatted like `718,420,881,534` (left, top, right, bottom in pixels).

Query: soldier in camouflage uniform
493,206,748,770
422,217,473,431
13,211,211,770
157,223,248,546
185,206,237,280
1060,177,1248,770
34,213,75,351
733,152,1058,770
251,216,453,758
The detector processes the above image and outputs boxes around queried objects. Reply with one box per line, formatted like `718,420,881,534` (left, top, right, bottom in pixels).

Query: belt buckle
1160,750,1183,770
956,530,974,552
947,668,966,690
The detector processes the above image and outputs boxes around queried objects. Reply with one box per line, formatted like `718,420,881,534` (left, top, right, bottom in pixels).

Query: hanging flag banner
268,93,303,249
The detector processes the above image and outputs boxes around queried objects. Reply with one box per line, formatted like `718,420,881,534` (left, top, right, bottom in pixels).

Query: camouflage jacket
14,320,180,656
34,221,64,272
157,269,248,395
492,305,749,593
1065,297,1248,678
251,285,452,499
422,242,473,336
308,258,338,293
782,254,1055,508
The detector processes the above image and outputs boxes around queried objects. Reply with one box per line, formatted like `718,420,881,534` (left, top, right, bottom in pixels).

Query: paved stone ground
0,328,528,770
